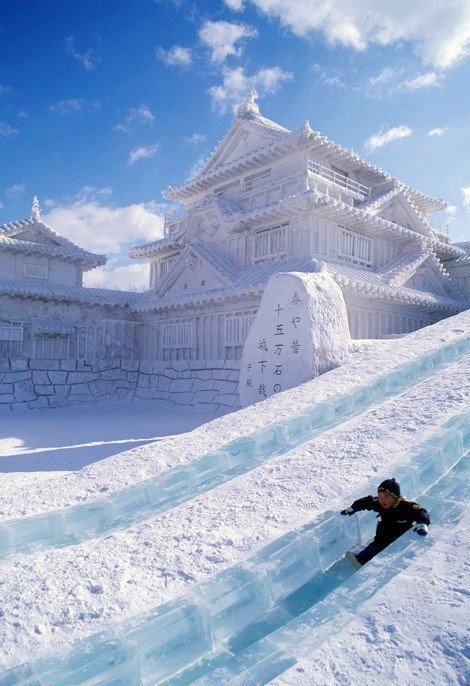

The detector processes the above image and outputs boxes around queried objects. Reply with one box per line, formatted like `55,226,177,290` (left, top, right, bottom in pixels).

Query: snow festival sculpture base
240,264,352,406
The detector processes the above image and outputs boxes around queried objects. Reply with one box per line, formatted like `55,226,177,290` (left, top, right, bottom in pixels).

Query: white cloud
0,121,19,137
48,98,101,116
128,143,159,166
209,65,292,113
184,132,206,144
364,125,413,152
199,20,257,62
65,36,99,71
312,63,345,88
5,183,27,198
156,45,192,67
428,127,447,137
400,71,443,91
369,67,401,87
445,204,457,215
462,187,470,207
223,0,245,10
18,111,28,119
243,0,470,69
85,261,149,291
44,190,165,256
115,105,155,133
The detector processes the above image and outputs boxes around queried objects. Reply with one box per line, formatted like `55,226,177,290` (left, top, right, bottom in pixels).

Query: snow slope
0,355,468,667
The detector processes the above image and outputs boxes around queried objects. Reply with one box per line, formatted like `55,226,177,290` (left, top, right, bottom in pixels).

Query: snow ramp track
0,411,468,686
0,331,469,560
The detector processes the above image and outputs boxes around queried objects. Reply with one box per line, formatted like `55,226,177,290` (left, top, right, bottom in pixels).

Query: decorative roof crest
298,119,313,142
30,195,41,221
236,90,260,119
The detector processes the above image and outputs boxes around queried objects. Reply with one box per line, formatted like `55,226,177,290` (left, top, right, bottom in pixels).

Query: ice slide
0,332,468,560
0,410,467,686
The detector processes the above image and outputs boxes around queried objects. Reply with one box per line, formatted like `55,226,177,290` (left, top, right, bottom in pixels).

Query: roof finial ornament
30,195,41,221
236,90,260,119
298,119,313,142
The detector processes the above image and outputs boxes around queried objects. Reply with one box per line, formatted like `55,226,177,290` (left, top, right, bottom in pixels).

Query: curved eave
0,238,106,270
0,280,139,307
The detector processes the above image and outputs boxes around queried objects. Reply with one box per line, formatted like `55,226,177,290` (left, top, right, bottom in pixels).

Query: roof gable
193,92,291,180
375,192,432,238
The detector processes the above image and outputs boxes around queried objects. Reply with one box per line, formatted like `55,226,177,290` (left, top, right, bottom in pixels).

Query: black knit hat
378,478,400,499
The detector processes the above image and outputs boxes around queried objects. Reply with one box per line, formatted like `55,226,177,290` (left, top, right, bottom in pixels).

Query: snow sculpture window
214,179,240,197
254,223,288,262
34,333,69,359
339,228,372,266
244,168,271,191
76,321,137,360
0,322,23,342
162,321,194,360
225,312,255,358
24,264,48,279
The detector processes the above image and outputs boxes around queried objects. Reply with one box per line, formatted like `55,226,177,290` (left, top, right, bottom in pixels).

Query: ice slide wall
0,332,468,685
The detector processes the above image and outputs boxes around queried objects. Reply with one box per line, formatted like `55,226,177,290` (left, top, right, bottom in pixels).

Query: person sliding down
340,478,430,570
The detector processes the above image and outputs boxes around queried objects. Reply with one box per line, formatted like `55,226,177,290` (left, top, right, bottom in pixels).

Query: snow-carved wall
240,266,352,406
0,358,241,414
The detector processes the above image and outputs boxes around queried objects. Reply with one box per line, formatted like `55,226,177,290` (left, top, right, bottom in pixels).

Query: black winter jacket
351,496,430,545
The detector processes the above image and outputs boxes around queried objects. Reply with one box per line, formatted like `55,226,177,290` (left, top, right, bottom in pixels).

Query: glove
414,523,429,536
340,507,355,516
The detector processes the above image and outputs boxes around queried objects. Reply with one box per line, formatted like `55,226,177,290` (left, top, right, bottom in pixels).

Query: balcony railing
163,207,185,235
307,159,371,199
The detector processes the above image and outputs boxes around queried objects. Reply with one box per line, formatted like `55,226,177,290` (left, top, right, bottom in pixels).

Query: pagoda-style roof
0,197,106,271
132,254,464,315
163,93,447,214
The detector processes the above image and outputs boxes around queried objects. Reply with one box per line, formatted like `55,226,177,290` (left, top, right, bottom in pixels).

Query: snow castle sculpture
239,264,351,406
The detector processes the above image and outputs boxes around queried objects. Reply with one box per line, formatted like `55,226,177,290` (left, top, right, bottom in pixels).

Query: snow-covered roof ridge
0,278,139,306
188,238,239,281
0,198,106,270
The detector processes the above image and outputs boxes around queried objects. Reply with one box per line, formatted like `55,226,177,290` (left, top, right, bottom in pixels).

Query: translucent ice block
225,438,257,466
249,532,321,603
308,515,357,570
196,566,271,642
305,402,332,431
279,415,311,446
4,512,65,548
413,447,444,492
392,463,420,499
146,465,195,510
251,426,288,458
426,428,464,470
354,508,377,544
0,664,35,686
330,393,352,420
443,412,470,451
125,598,212,685
62,499,114,536
190,452,228,487
110,483,153,520
32,634,138,686
0,523,10,555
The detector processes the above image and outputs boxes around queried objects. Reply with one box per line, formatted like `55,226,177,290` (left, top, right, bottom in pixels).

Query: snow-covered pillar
239,264,352,406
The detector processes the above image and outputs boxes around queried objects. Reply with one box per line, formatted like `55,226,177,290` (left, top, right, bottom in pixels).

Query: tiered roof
164,93,447,214
0,197,106,270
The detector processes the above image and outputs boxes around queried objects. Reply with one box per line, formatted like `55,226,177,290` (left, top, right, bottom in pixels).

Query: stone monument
239,263,352,406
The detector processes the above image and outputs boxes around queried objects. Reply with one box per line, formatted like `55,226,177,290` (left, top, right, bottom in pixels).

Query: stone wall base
0,358,241,413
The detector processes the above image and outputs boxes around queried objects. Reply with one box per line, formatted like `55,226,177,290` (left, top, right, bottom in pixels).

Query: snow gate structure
1,94,469,412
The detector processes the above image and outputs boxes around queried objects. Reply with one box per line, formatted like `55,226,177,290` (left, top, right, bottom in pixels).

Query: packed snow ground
272,512,469,686
0,400,216,511
0,353,468,668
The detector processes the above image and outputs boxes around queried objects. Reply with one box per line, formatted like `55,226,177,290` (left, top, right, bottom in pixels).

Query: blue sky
1,0,469,288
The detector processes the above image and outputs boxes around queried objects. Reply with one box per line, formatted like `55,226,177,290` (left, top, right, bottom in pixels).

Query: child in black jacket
341,478,430,569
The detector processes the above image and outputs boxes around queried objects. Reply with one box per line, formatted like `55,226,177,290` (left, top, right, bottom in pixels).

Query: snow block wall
240,266,352,406
0,358,241,413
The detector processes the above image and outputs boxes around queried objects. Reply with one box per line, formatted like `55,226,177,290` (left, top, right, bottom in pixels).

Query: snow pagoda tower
131,92,466,362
